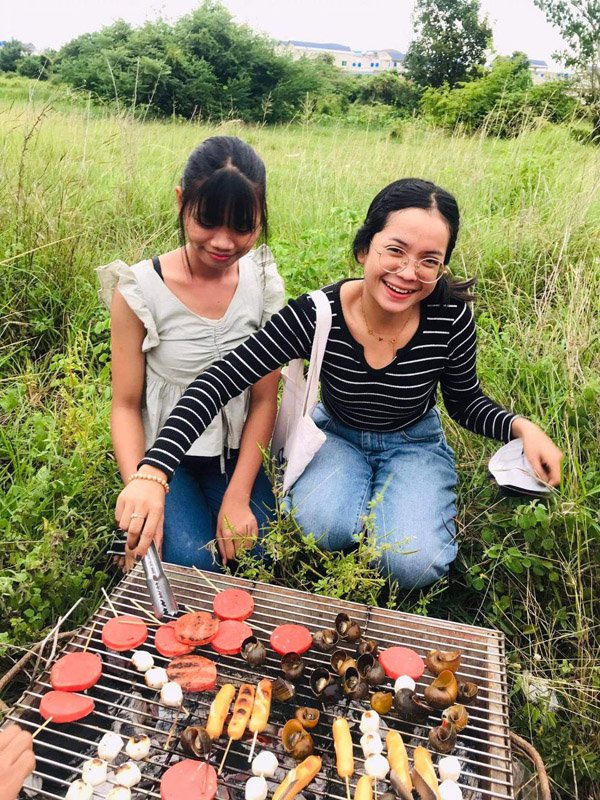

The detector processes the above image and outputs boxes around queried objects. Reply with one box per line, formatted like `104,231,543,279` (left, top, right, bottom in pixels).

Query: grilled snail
424,670,458,709
356,653,385,686
241,636,267,667
313,629,339,651
179,726,211,758
342,666,369,700
295,707,320,729
331,649,356,676
272,677,296,703
357,639,379,656
428,721,457,754
394,689,433,724
281,719,314,760
335,612,362,642
281,652,305,682
425,649,462,676
310,667,332,697
457,681,479,704
442,704,469,732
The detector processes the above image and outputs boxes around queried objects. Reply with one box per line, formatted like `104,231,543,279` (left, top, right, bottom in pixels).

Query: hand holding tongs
142,542,179,619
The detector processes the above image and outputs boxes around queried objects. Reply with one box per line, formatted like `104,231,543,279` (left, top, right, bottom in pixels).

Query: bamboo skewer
192,566,222,593
218,738,233,775
346,776,351,800
101,587,118,617
83,622,96,652
130,599,160,624
32,716,53,739
247,730,258,762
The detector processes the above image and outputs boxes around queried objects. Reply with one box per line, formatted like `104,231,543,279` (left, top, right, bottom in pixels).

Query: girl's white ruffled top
97,244,285,461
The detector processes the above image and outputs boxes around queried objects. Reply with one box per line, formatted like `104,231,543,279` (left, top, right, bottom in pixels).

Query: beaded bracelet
128,472,170,494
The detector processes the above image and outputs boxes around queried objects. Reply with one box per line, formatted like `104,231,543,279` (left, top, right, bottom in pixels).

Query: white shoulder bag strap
272,289,332,494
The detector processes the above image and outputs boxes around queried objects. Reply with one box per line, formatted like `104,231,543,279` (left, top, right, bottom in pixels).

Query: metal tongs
142,541,179,619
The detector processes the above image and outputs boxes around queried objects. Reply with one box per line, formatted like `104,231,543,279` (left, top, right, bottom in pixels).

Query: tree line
1,0,597,137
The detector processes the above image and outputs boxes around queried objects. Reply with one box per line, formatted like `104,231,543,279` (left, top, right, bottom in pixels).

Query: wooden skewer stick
192,566,222,593
247,730,258,763
31,716,53,740
164,711,180,748
374,779,378,800
83,622,96,652
130,598,160,624
218,738,233,775
101,587,118,617
346,776,351,800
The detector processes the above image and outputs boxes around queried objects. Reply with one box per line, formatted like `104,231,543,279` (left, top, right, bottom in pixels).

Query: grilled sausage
272,755,322,800
249,679,272,734
227,683,255,741
354,775,373,800
386,730,412,795
333,717,354,778
206,684,236,740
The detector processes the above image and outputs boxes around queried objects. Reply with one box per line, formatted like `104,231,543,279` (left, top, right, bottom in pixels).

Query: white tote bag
271,290,332,494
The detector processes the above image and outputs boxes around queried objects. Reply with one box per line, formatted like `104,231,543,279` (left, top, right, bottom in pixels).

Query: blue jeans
287,404,458,590
162,453,275,570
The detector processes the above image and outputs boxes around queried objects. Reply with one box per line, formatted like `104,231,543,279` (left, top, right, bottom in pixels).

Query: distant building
279,40,405,74
528,58,570,83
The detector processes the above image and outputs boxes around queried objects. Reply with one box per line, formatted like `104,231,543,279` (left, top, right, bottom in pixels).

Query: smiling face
358,207,451,315
176,185,261,273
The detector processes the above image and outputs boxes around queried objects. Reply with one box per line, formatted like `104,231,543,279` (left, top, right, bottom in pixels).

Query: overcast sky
3,0,569,68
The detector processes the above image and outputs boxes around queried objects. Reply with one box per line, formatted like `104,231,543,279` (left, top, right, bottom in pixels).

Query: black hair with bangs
352,178,475,303
178,136,267,254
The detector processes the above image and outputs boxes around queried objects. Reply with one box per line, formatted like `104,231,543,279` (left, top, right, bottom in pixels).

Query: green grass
0,82,598,796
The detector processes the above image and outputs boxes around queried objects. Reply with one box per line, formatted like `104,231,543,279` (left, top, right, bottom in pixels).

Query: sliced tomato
155,622,195,658
213,589,254,621
173,612,219,646
270,624,312,656
102,615,148,652
210,620,253,655
39,690,94,723
160,759,217,800
50,652,103,692
379,646,425,680
166,655,217,692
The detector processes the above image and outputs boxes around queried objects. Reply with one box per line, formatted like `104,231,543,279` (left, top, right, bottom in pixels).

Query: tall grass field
0,79,598,796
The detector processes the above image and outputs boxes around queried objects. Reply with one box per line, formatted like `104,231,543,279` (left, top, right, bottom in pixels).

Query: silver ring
130,513,145,521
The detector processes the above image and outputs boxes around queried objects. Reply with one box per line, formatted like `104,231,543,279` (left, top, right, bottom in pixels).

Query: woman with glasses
115,178,562,590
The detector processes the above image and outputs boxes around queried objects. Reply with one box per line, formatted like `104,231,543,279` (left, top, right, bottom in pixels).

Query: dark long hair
178,136,268,254
352,178,475,303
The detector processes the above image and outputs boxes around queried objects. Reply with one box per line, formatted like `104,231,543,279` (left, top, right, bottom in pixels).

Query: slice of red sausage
155,622,195,659
213,589,254,621
270,624,312,656
210,620,253,656
166,655,217,692
50,652,103,692
160,759,217,800
102,615,148,652
173,612,219,646
379,646,425,680
39,690,95,723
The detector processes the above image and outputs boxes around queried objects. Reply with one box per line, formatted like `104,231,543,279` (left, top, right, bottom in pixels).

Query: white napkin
488,438,551,495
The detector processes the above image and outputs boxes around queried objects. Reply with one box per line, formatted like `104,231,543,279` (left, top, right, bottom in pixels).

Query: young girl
115,178,562,589
98,136,284,570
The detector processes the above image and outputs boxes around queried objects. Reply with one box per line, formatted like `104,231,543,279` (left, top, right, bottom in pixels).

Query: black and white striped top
140,280,516,477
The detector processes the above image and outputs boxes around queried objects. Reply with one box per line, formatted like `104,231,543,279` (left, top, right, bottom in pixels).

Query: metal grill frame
7,564,514,800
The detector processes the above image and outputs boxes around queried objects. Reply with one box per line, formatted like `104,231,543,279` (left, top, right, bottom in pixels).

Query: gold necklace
360,295,412,350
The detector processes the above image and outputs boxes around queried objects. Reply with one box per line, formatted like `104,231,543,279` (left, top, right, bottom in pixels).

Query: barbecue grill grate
7,564,514,799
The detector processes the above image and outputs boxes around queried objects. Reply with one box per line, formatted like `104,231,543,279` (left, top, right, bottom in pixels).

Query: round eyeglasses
371,244,446,284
